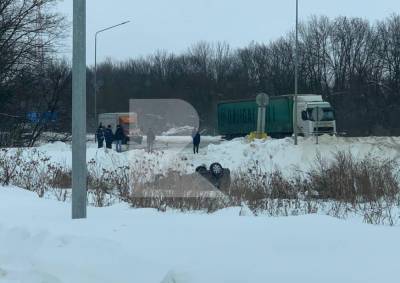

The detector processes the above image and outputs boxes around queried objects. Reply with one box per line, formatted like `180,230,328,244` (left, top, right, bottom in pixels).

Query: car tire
195,165,208,175
210,162,224,178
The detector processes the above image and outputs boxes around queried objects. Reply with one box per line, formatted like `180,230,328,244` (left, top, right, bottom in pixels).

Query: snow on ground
1,186,400,283
1,136,400,282
25,135,400,176
201,135,400,175
161,126,194,136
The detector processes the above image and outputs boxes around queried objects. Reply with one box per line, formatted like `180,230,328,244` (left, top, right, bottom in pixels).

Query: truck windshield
306,107,335,121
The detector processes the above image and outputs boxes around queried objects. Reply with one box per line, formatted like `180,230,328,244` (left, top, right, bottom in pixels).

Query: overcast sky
57,0,400,65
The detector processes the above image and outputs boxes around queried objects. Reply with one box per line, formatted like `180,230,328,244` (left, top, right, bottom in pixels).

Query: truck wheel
210,162,224,178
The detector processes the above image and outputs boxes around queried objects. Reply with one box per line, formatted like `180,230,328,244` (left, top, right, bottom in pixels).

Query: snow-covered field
1,135,400,282
1,186,400,283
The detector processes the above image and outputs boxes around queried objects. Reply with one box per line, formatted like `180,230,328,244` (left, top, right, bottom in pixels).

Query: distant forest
91,14,400,136
1,1,400,147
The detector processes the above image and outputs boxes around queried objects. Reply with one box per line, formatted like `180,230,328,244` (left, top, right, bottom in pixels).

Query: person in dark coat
95,124,105,148
104,125,114,150
146,128,156,153
192,129,201,154
114,124,125,153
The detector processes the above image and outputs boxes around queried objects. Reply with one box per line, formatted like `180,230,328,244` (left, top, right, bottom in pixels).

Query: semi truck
217,94,336,139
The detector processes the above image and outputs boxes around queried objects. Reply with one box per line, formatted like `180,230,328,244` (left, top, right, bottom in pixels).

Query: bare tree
27,60,71,146
0,0,64,86
0,0,66,146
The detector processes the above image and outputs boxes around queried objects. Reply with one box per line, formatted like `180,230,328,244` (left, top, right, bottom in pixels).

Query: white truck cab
295,95,336,136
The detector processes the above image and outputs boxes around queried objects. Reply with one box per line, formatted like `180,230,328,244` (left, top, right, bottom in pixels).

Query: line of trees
1,7,399,146
92,14,400,136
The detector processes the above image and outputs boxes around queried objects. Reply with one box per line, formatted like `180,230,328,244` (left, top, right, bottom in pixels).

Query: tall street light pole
94,21,130,123
72,0,87,219
294,0,299,145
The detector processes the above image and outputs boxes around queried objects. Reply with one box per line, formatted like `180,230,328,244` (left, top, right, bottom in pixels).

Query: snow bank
16,135,400,176
0,186,399,283
182,135,400,175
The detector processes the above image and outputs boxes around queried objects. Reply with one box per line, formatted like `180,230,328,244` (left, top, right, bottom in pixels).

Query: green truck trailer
217,95,336,139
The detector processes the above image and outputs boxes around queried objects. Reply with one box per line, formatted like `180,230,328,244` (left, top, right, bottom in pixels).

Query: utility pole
72,0,87,219
256,93,269,138
94,33,97,123
294,0,299,145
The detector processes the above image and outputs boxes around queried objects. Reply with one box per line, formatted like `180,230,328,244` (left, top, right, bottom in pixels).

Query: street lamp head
96,20,131,35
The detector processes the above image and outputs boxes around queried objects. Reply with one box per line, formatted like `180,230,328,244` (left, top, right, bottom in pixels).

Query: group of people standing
96,124,201,154
95,123,126,153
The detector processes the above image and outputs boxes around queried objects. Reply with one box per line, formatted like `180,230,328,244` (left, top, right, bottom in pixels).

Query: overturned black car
195,162,231,190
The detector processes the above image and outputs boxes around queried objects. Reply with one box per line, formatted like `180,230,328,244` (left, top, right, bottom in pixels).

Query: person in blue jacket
104,125,114,150
192,128,201,154
114,124,126,153
95,123,105,148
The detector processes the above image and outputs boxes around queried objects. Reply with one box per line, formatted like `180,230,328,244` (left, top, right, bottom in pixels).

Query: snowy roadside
14,135,400,176
1,186,400,283
1,136,399,282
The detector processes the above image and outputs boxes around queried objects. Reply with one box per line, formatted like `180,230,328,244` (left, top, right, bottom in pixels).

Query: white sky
57,0,400,66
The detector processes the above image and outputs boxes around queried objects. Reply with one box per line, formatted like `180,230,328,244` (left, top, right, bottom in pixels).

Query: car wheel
210,162,224,178
195,165,208,175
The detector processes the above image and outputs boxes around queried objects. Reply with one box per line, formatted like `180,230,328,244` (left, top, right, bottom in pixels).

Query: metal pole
257,107,262,134
94,34,97,124
72,0,87,219
316,106,319,145
294,0,299,145
260,107,266,134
